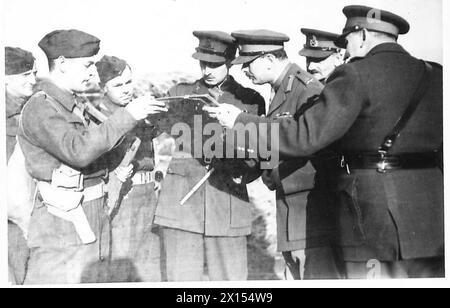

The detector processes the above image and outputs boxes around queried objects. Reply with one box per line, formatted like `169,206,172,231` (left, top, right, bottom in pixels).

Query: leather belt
132,171,153,186
83,182,106,202
341,152,439,173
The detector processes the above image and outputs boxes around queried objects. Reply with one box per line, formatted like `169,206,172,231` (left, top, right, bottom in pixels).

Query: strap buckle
377,150,388,173
340,156,351,175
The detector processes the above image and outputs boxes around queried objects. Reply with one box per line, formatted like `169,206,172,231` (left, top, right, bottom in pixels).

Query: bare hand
203,104,243,129
125,94,168,120
114,164,134,183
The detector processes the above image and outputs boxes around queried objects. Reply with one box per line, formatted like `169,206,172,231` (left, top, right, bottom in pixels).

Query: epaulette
426,61,442,69
294,70,315,87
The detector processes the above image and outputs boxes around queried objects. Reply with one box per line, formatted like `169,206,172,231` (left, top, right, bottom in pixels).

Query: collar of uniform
5,92,27,118
366,42,409,58
272,62,292,92
218,75,237,92
199,75,233,91
36,78,77,111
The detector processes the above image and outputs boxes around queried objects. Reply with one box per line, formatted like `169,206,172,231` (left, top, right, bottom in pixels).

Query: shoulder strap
379,61,433,154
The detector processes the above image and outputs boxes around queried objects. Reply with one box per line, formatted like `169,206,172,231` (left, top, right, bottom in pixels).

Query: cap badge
310,35,319,47
203,39,213,50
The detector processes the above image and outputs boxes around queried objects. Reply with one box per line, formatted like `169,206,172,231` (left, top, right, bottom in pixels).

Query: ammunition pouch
37,165,105,245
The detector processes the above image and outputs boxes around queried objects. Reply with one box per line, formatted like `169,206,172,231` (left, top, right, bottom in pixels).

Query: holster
37,165,97,245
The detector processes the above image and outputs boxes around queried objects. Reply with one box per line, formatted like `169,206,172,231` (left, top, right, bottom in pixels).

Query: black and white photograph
0,0,447,289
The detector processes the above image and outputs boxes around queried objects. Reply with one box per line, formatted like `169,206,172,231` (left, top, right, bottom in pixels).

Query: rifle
156,94,220,107
85,101,142,216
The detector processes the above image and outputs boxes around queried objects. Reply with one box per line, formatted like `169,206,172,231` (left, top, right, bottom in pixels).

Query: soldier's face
242,55,272,85
307,52,345,81
200,61,229,86
61,56,100,93
105,66,133,106
5,65,37,99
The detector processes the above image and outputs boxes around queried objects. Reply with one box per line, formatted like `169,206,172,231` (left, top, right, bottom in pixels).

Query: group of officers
5,4,444,284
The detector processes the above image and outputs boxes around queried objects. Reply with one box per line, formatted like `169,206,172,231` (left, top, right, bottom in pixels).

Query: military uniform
5,47,36,285
231,30,344,280
156,75,265,281
154,30,265,282
6,94,25,161
18,30,141,284
233,7,444,278
98,96,161,282
6,93,30,285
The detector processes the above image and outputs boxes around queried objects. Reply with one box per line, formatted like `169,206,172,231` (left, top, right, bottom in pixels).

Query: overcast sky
1,0,444,93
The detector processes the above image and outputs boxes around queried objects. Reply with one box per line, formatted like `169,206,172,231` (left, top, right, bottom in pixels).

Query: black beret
5,47,35,75
38,29,100,59
96,55,128,87
192,31,237,63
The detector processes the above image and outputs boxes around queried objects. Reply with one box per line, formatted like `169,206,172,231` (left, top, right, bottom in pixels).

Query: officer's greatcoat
237,43,444,261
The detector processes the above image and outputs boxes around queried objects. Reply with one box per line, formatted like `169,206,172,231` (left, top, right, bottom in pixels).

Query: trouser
283,246,346,280
110,183,161,282
8,221,30,285
344,257,445,279
24,197,111,285
161,228,248,281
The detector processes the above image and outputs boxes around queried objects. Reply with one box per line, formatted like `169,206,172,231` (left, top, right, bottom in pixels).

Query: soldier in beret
95,55,161,282
5,47,37,285
155,31,265,281
5,47,37,162
208,6,443,279
205,29,344,280
299,28,345,83
18,29,167,284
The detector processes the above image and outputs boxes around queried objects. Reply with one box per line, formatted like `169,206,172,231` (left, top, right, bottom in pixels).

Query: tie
270,88,276,103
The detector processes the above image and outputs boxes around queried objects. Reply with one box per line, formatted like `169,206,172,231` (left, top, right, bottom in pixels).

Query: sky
1,0,443,83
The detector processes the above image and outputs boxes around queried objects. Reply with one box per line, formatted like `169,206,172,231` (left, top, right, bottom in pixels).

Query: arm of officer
235,65,366,159
21,95,138,168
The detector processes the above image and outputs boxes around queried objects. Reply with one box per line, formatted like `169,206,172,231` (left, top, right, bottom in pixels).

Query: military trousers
8,221,30,285
110,182,161,282
161,228,248,281
24,197,111,285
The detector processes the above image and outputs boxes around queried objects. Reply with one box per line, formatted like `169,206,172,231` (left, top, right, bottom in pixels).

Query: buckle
377,150,388,173
340,156,351,175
